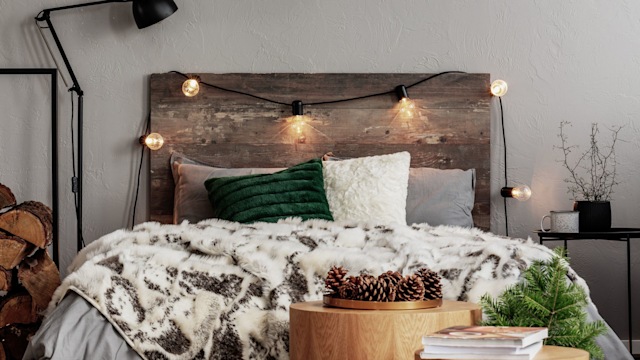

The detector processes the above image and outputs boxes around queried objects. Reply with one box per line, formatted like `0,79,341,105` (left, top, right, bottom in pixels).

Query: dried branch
555,122,622,201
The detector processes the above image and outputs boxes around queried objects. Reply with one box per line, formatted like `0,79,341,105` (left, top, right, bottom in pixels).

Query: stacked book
420,326,548,360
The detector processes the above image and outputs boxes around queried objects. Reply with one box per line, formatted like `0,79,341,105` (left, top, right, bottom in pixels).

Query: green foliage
480,248,607,359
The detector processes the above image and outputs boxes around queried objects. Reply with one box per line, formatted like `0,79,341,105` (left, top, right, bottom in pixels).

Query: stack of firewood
0,183,60,360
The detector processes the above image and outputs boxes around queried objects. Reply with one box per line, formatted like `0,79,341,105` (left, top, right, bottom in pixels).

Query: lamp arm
37,0,130,16
35,13,83,95
34,0,132,95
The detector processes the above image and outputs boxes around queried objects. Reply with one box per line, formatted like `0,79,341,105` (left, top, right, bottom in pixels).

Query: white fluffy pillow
322,152,411,224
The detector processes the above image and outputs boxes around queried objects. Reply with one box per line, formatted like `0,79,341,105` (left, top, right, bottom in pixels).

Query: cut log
0,267,12,295
0,291,39,328
0,183,16,211
0,201,52,248
18,250,61,310
0,322,40,360
0,231,34,269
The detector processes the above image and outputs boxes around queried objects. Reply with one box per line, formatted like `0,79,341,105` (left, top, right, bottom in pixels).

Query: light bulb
289,113,307,143
400,108,414,117
292,115,305,134
182,78,200,97
400,97,415,108
511,185,531,201
143,133,164,151
398,96,416,118
490,80,508,97
395,85,416,115
501,185,531,201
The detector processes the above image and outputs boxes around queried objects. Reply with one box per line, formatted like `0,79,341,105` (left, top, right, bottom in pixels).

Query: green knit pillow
204,159,334,223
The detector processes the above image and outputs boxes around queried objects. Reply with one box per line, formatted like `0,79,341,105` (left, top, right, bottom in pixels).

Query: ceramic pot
573,201,611,232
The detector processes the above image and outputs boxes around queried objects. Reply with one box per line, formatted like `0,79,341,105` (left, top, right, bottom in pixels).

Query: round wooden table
289,300,481,360
414,345,589,360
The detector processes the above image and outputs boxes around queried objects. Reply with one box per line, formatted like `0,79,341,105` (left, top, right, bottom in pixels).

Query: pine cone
378,271,402,302
381,283,397,302
325,266,349,295
337,276,359,299
415,268,443,300
378,270,403,287
355,275,386,301
396,274,425,301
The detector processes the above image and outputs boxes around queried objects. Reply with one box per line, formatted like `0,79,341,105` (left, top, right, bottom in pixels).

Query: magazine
420,341,543,360
422,326,548,348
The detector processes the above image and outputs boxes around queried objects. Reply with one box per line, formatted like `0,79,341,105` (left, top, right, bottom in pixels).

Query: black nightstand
536,228,640,357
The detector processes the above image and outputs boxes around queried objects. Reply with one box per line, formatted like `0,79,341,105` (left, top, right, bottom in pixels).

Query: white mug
540,211,580,233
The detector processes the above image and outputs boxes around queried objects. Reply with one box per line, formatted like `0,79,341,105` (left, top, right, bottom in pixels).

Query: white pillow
322,152,411,224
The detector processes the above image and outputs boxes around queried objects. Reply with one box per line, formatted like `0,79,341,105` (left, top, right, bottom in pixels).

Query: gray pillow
171,153,475,227
171,153,283,224
406,168,475,227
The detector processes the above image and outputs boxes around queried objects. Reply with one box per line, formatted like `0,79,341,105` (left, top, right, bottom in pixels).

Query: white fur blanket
50,219,587,360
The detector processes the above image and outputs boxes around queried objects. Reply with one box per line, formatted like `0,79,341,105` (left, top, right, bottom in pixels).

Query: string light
139,132,164,150
172,70,491,146
172,70,465,107
395,85,416,117
501,185,532,201
291,100,306,143
182,76,200,97
491,79,508,97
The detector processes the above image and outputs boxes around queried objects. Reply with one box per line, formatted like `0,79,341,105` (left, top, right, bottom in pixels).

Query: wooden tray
323,295,442,310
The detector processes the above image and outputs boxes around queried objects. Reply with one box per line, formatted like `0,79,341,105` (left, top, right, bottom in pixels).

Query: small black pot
573,201,611,232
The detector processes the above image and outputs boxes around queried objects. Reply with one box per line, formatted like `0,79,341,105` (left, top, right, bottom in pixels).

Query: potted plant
556,121,623,232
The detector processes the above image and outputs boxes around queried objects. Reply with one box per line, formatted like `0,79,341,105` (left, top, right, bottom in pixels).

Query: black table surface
536,228,640,240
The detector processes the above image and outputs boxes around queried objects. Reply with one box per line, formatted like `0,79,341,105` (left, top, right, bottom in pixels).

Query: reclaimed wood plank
149,73,491,230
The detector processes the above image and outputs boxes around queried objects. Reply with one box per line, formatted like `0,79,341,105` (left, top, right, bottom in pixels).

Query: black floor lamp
35,0,178,253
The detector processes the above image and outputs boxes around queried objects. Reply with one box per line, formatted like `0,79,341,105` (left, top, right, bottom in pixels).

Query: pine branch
480,248,605,358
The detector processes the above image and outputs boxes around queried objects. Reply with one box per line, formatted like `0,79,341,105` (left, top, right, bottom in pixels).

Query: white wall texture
1,0,638,345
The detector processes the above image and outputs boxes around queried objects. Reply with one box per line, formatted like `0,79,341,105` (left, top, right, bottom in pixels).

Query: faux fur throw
50,219,587,360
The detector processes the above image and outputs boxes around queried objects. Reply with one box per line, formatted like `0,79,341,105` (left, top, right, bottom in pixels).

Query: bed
24,73,631,360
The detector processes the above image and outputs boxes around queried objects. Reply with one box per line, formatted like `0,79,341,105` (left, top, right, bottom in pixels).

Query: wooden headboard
149,73,490,229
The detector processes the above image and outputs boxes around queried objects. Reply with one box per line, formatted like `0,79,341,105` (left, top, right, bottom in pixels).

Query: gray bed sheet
23,292,141,360
24,293,632,360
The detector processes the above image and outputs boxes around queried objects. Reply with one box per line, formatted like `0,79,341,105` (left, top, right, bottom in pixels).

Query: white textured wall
1,0,638,344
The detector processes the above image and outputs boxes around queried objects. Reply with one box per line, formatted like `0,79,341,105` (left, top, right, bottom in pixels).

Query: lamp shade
132,0,178,29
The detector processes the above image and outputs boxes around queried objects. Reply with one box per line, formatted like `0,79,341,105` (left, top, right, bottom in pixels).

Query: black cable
131,143,145,229
131,115,151,229
500,96,508,236
69,92,85,247
405,71,467,89
170,71,289,106
70,93,76,183
307,89,393,106
169,70,467,107
309,71,466,105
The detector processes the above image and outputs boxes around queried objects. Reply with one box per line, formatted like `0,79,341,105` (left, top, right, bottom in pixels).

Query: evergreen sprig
480,248,607,359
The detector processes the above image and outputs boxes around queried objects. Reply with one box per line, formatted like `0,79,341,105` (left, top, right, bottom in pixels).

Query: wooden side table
414,345,589,360
289,300,481,360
